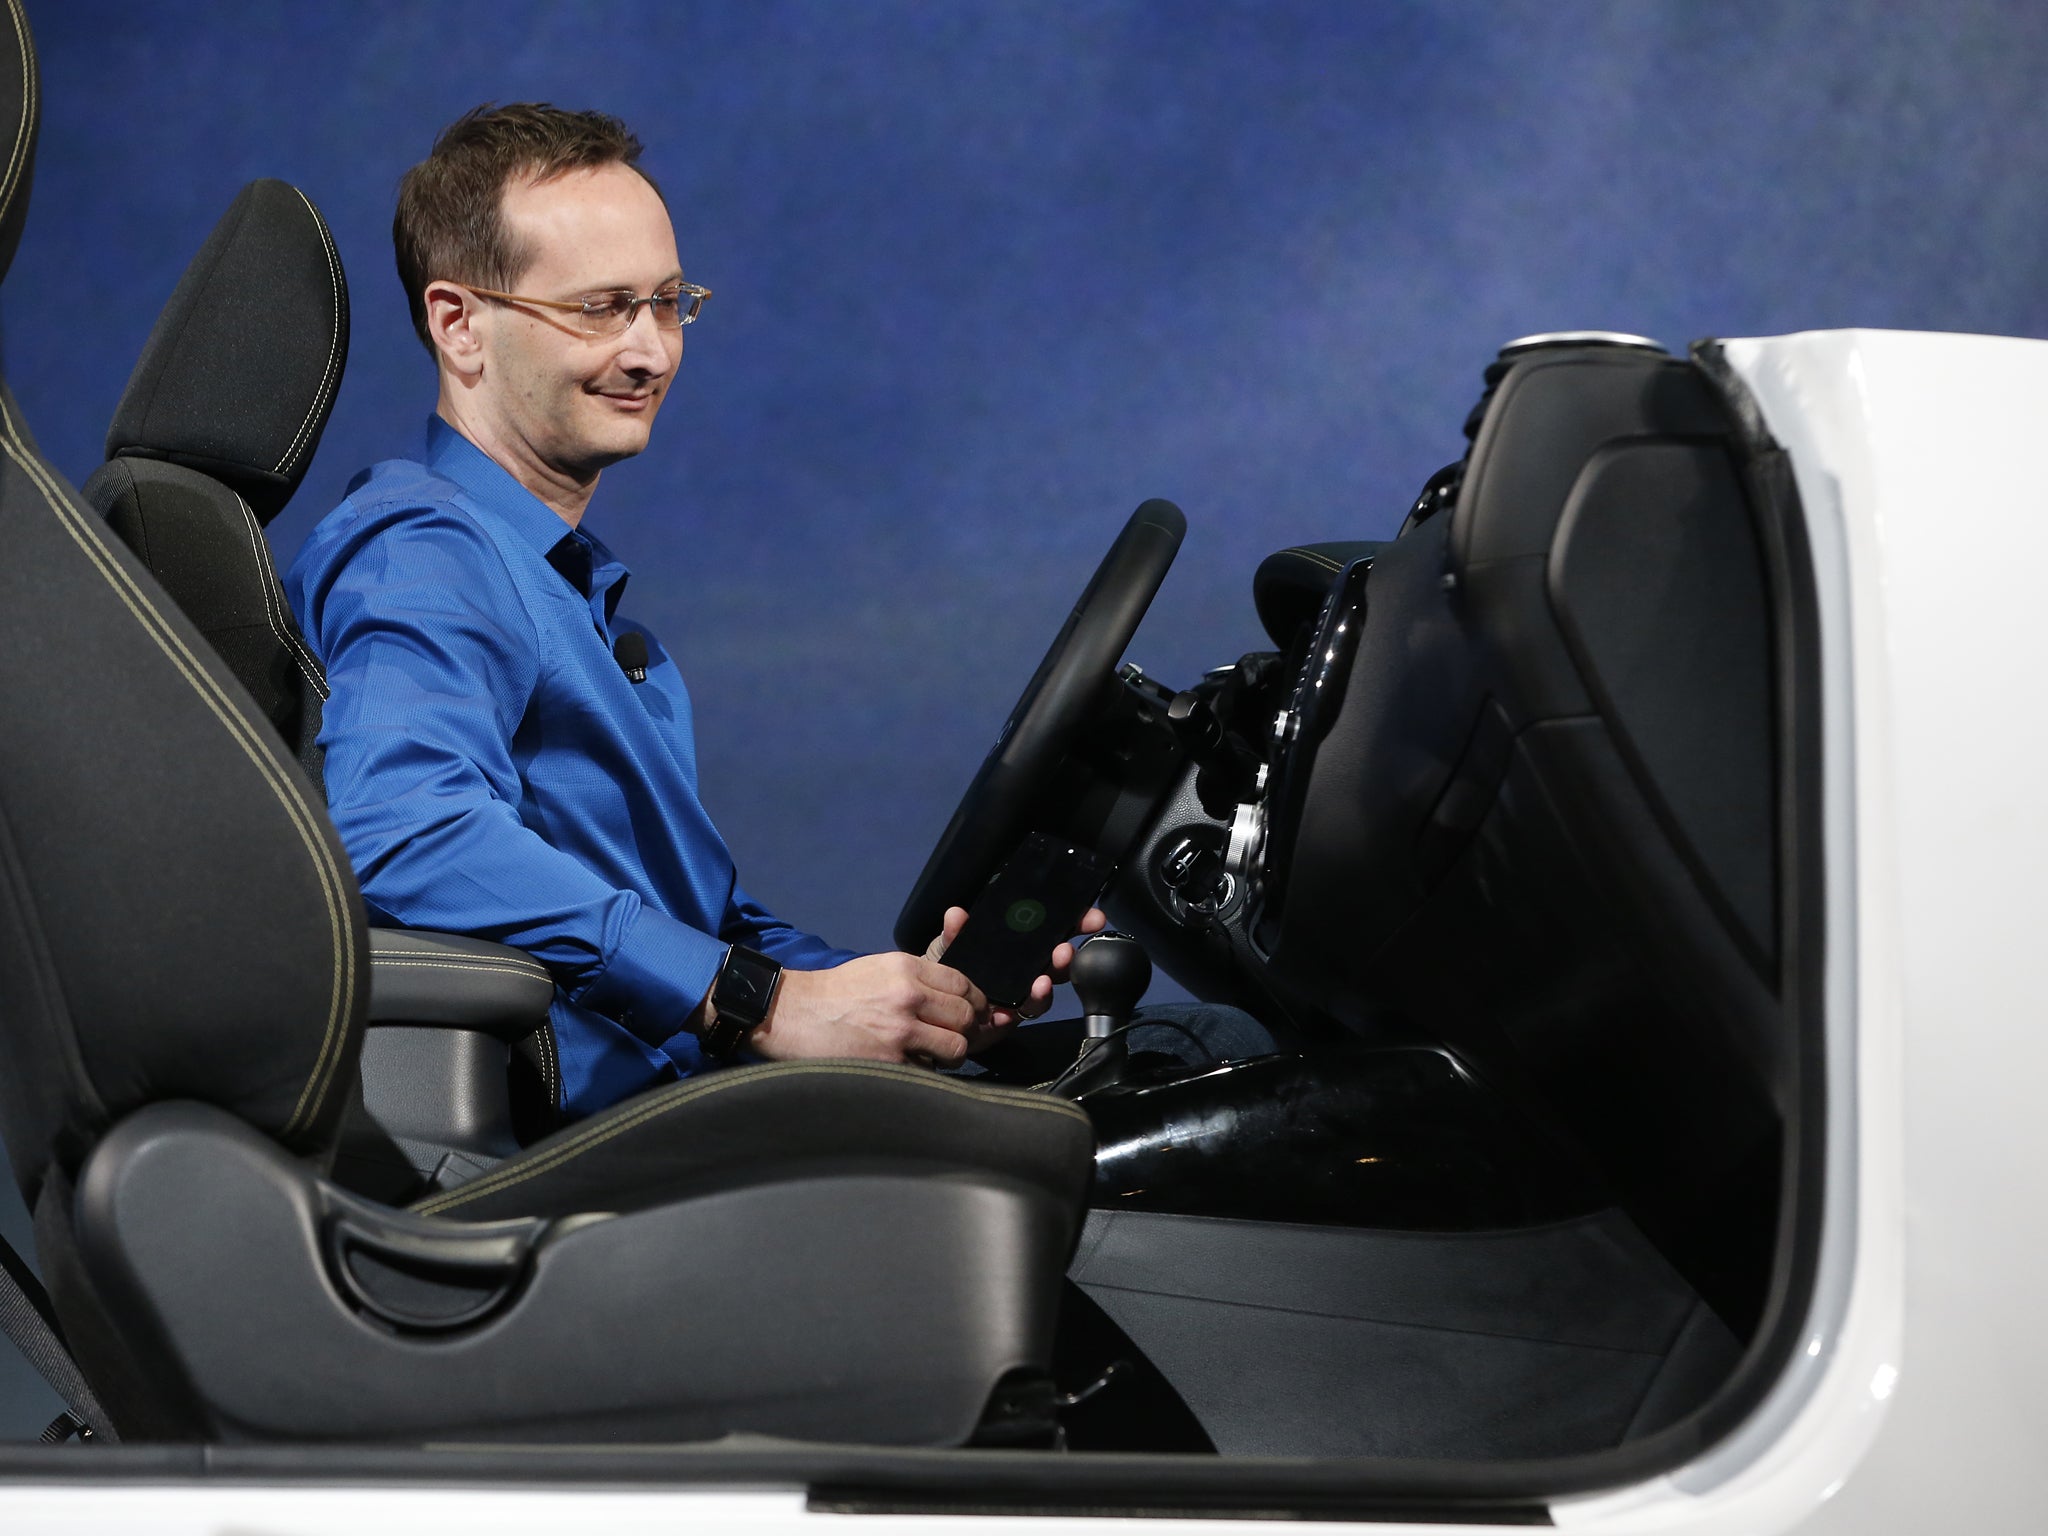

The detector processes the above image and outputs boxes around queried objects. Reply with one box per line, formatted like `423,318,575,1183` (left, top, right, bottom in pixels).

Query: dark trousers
959,1001,1281,1086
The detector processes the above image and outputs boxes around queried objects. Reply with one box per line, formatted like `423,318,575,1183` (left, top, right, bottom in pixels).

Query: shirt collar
421,415,597,559
421,417,633,615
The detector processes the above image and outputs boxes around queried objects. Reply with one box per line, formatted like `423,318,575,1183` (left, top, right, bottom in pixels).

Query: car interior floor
1068,1205,1741,1460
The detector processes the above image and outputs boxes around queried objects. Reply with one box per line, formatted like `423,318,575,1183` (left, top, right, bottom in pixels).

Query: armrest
343,931,553,1201
366,928,553,1042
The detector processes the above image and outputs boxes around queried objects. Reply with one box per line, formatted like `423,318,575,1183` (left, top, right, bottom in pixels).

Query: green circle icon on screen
1005,898,1047,934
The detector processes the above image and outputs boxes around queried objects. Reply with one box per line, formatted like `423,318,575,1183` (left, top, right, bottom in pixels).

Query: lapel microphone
613,632,649,684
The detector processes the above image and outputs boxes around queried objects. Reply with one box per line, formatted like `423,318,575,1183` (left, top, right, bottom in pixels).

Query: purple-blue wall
11,0,2048,957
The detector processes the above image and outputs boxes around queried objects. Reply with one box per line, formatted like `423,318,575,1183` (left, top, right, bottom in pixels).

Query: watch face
717,949,781,1032
723,963,771,1014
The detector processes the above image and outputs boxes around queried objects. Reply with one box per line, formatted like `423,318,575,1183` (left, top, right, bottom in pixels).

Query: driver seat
0,3,1091,1444
80,172,575,1199
81,175,345,795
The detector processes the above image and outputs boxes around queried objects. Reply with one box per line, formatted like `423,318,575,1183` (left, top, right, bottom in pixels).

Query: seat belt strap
0,1231,114,1442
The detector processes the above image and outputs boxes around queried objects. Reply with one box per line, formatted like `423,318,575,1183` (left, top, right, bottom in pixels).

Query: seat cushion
408,1060,1095,1224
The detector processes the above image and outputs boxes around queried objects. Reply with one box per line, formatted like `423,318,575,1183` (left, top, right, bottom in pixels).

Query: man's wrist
697,944,782,1059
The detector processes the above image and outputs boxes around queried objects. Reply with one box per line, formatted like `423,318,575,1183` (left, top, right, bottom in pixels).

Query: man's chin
578,415,658,467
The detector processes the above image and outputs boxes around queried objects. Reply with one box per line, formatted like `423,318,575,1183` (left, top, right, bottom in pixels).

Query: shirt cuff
575,902,728,1047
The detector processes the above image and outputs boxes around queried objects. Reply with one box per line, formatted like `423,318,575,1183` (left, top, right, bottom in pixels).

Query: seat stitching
367,954,550,979
1278,547,1344,572
364,962,548,987
234,491,328,698
273,188,344,478
539,1021,560,1105
0,399,357,1135
368,947,548,979
0,0,34,231
412,1062,1089,1216
416,1072,1088,1216
239,492,326,692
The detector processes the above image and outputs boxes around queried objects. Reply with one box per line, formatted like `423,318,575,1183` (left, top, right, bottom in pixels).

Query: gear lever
1075,932,1151,1038
1054,932,1152,1097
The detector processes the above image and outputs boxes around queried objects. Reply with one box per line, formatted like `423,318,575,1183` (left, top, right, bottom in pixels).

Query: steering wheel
894,499,1186,954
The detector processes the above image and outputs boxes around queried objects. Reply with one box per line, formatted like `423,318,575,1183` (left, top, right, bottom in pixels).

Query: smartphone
939,833,1110,1008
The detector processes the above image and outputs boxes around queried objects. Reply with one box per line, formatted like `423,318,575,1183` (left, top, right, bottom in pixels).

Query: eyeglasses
463,278,711,336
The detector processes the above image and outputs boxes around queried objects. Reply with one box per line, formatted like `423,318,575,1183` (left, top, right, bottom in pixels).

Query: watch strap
699,944,782,1059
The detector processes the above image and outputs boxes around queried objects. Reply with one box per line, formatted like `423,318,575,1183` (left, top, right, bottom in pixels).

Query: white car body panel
3,331,2043,1533
1561,329,2048,1534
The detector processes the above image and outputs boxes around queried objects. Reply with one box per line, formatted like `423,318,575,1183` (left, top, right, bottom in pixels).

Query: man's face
475,162,684,480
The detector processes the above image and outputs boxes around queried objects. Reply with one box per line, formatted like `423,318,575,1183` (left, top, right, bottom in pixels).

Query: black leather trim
413,1061,1095,1224
367,929,553,1041
0,381,366,1194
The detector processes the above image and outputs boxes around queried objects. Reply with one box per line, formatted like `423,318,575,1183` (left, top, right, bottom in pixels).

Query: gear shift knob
1072,932,1152,1039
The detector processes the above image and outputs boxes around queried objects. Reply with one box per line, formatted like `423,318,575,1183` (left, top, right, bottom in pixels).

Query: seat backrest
0,6,367,1225
84,178,348,785
1264,339,1809,1335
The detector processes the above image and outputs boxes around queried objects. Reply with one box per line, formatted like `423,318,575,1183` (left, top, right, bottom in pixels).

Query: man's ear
424,280,487,380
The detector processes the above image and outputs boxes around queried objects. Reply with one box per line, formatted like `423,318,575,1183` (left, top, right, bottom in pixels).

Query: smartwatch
698,944,783,1060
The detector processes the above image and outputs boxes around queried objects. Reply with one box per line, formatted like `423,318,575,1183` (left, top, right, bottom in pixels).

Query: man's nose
616,303,678,375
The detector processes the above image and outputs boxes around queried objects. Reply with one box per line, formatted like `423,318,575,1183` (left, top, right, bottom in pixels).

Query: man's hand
923,903,1109,1052
743,950,990,1068
739,903,1111,1068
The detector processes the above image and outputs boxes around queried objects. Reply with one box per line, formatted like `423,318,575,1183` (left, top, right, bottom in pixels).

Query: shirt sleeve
721,880,866,969
289,502,728,1043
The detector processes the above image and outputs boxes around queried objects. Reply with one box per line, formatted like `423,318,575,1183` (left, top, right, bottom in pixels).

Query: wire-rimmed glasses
463,278,710,336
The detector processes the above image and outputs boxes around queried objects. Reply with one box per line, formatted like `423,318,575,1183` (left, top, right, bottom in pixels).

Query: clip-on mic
614,632,649,684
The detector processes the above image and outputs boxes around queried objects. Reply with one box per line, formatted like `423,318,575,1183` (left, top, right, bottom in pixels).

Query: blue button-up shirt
286,418,859,1116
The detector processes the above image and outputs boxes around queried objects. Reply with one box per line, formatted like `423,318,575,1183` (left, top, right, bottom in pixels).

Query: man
288,104,1096,1118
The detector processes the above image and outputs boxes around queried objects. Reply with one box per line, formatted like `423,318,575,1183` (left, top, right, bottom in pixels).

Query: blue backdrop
9,0,2046,968
5,1,2048,1432
5,0,2048,1436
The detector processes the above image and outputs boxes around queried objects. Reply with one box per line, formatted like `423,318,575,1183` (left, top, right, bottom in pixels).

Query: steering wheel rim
894,498,1186,954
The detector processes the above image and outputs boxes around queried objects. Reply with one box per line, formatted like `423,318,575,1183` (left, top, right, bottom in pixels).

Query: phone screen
939,833,1109,1008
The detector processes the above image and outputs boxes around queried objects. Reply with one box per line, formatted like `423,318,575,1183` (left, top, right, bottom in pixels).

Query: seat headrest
106,179,349,526
0,0,39,289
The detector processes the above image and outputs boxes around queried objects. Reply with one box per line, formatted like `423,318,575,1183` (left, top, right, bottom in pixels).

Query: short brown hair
393,103,661,353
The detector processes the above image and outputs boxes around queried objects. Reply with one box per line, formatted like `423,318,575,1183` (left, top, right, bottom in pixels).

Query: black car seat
0,1,1092,1444
83,177,344,792
82,175,572,1200
1260,334,1817,1341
